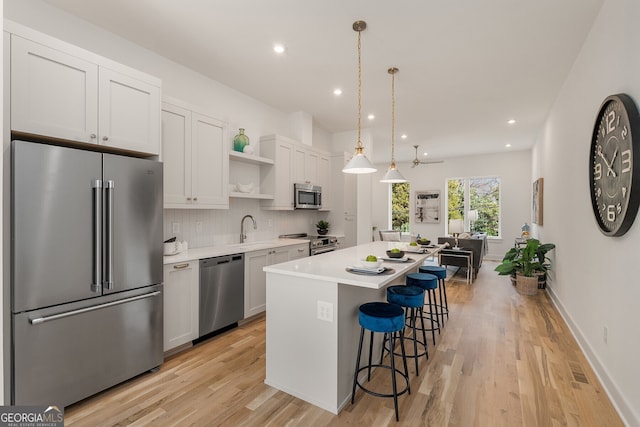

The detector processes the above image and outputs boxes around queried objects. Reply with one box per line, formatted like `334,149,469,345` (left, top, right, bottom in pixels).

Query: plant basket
515,274,539,296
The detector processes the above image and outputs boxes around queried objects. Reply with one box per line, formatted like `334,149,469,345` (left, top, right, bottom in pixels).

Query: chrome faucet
240,214,257,243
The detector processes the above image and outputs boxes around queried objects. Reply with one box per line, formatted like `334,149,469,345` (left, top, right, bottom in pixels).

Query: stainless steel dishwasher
199,253,244,337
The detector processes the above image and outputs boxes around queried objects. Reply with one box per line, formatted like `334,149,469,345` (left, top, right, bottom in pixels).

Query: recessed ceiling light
333,88,342,96
368,114,375,120
273,44,286,54
401,134,407,139
423,152,428,156
507,119,516,125
505,143,512,148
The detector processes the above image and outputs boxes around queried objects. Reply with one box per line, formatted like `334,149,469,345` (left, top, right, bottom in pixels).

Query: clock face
589,94,640,236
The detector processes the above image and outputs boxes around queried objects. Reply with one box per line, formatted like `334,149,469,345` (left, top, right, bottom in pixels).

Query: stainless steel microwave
294,183,322,209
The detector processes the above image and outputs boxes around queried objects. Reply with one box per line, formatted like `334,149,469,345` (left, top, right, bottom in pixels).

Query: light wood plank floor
65,261,623,426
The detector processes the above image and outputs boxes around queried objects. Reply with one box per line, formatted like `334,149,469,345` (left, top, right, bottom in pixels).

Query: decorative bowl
386,250,405,258
417,238,431,246
236,182,254,193
360,258,383,269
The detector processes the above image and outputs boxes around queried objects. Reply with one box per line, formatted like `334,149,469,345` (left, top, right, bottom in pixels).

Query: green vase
233,128,250,152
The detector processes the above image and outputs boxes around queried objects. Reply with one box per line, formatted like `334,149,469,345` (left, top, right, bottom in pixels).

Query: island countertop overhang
263,241,442,289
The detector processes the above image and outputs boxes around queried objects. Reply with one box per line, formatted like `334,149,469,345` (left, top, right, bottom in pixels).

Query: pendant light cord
390,68,395,164
356,28,362,150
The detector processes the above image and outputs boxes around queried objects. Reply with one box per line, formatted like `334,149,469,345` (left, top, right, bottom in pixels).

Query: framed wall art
532,178,543,225
415,190,440,223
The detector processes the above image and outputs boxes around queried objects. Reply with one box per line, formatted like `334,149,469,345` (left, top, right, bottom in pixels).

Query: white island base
264,242,437,414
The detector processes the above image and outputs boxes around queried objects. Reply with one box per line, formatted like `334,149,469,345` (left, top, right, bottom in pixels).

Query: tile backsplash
163,198,327,248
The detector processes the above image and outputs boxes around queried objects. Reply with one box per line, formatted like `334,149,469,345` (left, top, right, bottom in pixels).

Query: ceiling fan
411,145,444,168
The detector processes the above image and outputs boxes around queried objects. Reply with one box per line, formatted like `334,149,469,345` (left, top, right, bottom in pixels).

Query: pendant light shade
380,67,406,183
343,20,377,175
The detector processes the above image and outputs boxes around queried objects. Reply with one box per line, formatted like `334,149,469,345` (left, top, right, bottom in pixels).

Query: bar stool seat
386,285,428,375
351,302,410,421
419,265,449,327
406,272,440,345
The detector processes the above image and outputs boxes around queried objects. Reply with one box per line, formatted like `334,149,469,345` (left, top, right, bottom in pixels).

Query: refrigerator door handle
92,179,102,293
29,291,162,325
104,180,115,290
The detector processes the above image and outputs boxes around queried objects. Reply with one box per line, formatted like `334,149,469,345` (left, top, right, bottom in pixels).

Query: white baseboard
546,286,637,426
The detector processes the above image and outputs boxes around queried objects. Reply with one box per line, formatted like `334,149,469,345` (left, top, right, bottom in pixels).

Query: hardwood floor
65,261,623,426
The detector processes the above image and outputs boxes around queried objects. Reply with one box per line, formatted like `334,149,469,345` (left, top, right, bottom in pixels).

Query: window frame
445,175,502,238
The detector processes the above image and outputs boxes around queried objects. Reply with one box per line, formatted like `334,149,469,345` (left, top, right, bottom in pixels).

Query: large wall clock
589,93,640,236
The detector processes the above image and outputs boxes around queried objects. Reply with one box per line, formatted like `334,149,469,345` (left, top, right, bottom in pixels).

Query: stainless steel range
280,233,339,256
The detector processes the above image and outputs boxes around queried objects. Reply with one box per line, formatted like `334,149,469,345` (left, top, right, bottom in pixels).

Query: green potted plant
316,220,330,235
495,238,555,295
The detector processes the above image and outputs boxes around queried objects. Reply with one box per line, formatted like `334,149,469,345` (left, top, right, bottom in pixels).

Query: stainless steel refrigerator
11,140,164,406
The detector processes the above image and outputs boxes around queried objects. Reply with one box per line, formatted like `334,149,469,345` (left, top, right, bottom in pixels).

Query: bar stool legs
406,272,440,345
419,265,449,327
385,285,429,375
351,302,410,421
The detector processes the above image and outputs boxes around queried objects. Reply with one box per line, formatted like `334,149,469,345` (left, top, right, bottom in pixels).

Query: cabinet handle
102,136,109,141
193,197,198,201
173,263,190,270
90,133,97,139
186,197,192,201
298,248,305,252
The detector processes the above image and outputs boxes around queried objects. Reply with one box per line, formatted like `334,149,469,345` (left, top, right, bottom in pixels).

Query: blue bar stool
351,302,410,422
419,265,449,327
406,272,440,345
385,285,428,375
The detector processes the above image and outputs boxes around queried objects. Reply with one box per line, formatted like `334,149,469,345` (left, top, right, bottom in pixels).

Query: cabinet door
272,141,294,208
305,150,319,184
270,247,290,265
244,250,269,318
163,261,199,351
162,104,192,206
288,244,309,260
11,35,99,143
98,67,161,155
293,146,306,184
191,112,229,208
317,154,331,210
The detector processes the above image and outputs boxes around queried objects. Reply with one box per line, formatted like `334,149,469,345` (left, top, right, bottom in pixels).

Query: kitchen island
263,241,443,414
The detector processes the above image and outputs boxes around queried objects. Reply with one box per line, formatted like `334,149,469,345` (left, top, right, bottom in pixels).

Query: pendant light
342,20,377,174
380,67,407,183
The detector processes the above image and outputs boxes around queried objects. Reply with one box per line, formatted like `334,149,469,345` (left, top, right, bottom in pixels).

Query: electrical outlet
172,222,180,233
317,301,334,322
196,221,203,233
603,326,608,344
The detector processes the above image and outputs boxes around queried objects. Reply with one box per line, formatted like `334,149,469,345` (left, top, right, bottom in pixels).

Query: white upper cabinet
98,67,160,154
260,136,295,210
9,30,161,155
162,101,229,209
191,112,228,207
11,36,99,143
260,134,331,210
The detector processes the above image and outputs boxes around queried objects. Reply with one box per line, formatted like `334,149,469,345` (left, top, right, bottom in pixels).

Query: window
446,177,500,237
391,182,410,232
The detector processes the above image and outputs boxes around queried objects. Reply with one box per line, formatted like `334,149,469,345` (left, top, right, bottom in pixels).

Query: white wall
533,0,639,424
370,149,532,260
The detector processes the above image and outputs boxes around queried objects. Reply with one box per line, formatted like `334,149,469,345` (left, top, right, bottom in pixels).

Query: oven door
310,246,336,256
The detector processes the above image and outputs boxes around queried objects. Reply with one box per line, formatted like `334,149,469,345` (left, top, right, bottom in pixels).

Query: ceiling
44,0,604,164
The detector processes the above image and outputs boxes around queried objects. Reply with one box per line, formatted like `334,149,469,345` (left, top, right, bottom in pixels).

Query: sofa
437,233,487,281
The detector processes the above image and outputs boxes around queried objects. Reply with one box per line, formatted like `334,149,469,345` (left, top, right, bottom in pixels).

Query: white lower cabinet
244,244,308,318
163,260,199,352
288,243,309,260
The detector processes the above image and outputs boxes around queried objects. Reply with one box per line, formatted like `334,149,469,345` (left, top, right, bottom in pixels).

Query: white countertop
162,238,308,264
263,241,444,289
